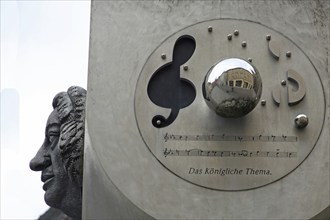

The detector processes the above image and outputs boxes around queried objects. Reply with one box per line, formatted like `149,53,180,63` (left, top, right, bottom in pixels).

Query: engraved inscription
163,148,297,158
163,133,298,142
188,167,272,176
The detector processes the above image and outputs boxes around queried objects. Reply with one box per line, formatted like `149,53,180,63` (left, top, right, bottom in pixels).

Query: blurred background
1,1,91,218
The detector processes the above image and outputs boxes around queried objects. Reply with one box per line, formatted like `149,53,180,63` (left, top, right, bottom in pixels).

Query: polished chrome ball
203,58,262,118
295,114,308,128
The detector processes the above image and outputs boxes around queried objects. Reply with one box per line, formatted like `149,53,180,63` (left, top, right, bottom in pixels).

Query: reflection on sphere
203,58,262,118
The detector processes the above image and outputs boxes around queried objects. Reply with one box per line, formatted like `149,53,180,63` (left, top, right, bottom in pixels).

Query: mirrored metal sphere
203,58,262,118
295,114,308,128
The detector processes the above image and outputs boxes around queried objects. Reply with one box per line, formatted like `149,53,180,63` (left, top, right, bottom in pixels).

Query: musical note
238,136,243,142
276,149,280,157
172,134,176,140
189,149,200,156
282,135,287,141
163,148,297,159
163,133,297,143
163,148,171,157
164,133,169,142
271,135,276,141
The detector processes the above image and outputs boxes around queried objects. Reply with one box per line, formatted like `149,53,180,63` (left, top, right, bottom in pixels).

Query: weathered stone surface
84,1,329,219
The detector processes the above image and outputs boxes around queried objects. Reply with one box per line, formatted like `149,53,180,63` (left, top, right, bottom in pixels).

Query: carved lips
41,172,55,190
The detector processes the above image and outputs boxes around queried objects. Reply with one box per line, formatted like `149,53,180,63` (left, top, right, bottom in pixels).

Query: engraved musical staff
163,148,297,158
163,133,297,142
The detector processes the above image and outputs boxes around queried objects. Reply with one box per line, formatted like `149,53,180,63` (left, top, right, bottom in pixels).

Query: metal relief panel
85,1,329,219
134,19,325,190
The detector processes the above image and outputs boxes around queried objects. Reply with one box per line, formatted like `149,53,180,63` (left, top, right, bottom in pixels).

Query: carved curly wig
52,86,86,187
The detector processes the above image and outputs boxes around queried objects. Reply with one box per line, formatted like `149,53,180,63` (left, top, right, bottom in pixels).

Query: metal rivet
286,51,292,57
234,30,239,36
227,34,232,40
281,80,286,86
161,53,166,59
266,34,271,41
295,114,308,128
183,65,188,71
261,100,266,106
241,41,247,47
248,58,252,62
156,120,161,125
208,26,213,32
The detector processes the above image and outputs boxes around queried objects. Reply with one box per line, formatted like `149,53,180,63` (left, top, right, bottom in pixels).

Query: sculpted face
30,86,86,219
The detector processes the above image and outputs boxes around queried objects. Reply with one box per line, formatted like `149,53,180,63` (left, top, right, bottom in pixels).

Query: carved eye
48,132,59,143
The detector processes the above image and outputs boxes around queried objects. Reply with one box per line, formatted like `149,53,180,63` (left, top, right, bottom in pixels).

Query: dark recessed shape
147,35,197,128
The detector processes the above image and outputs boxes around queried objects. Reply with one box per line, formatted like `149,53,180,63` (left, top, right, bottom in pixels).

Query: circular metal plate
134,19,325,190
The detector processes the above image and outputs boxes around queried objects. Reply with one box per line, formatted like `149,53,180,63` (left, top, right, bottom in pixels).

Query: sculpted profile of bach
30,86,86,219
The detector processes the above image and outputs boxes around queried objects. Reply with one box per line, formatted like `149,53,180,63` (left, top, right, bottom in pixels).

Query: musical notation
163,133,297,142
163,148,297,158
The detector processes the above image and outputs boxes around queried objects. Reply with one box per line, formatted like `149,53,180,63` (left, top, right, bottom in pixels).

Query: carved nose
29,155,51,171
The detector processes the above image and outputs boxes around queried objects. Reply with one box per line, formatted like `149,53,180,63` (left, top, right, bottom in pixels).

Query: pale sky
1,1,91,219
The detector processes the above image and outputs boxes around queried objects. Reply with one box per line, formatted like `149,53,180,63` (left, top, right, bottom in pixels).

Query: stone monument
30,86,86,220
84,1,329,219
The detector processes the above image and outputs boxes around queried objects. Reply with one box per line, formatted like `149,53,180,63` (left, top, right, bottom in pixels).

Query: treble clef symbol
164,148,171,157
164,133,169,142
